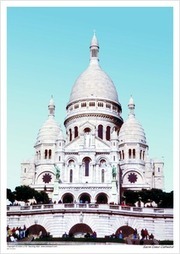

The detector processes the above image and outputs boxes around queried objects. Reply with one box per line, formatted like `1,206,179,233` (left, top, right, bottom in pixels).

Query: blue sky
6,6,174,192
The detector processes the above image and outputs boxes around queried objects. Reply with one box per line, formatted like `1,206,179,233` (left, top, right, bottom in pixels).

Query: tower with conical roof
119,96,164,190
21,96,63,191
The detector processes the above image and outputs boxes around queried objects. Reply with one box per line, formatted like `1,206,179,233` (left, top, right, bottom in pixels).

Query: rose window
128,173,138,183
42,173,52,183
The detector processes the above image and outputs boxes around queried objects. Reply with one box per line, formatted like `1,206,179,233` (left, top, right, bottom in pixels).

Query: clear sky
6,6,174,192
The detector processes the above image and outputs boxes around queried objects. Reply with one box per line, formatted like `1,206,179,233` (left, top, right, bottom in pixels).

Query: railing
109,205,119,209
7,203,173,217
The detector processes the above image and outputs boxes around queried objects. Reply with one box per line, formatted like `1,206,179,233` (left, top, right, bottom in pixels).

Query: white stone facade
20,33,164,204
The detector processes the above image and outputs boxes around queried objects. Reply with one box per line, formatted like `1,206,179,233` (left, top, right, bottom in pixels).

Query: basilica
20,33,164,205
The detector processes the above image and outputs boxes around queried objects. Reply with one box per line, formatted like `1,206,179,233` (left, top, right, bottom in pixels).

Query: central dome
68,33,119,104
69,61,119,103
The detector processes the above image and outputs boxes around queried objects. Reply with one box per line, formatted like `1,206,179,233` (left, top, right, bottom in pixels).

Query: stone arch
69,223,93,237
115,225,135,238
84,127,91,133
96,192,108,204
79,193,91,203
96,155,110,166
62,193,74,203
27,224,47,237
66,156,78,166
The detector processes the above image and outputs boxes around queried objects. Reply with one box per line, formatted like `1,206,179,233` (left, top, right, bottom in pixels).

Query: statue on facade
112,165,117,179
54,164,60,180
84,132,91,147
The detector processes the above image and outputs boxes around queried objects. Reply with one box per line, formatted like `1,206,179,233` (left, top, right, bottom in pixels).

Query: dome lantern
48,95,55,118
90,30,99,62
128,95,135,116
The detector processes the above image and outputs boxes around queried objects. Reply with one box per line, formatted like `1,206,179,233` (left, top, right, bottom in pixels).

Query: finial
90,31,99,62
49,95,54,106
128,95,135,116
48,96,55,117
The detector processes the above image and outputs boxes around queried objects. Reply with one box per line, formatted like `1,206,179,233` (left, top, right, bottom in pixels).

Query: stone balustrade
7,203,173,217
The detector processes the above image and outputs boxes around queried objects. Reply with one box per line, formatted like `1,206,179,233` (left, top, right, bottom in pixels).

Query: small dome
119,116,146,144
35,97,60,145
35,117,61,145
119,97,146,144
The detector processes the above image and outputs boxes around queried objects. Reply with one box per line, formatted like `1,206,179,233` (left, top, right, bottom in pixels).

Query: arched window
49,149,52,159
69,160,75,167
98,125,103,139
84,127,91,133
122,150,125,160
101,169,105,183
69,129,72,141
120,151,122,160
129,149,131,159
84,157,90,177
74,126,78,138
143,151,145,160
140,150,142,160
70,169,73,183
100,159,106,167
44,149,48,159
133,149,136,159
106,126,111,140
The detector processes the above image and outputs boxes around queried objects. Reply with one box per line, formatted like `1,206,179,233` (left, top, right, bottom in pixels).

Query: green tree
7,188,16,204
123,189,173,208
123,190,138,206
34,190,50,204
15,185,36,203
